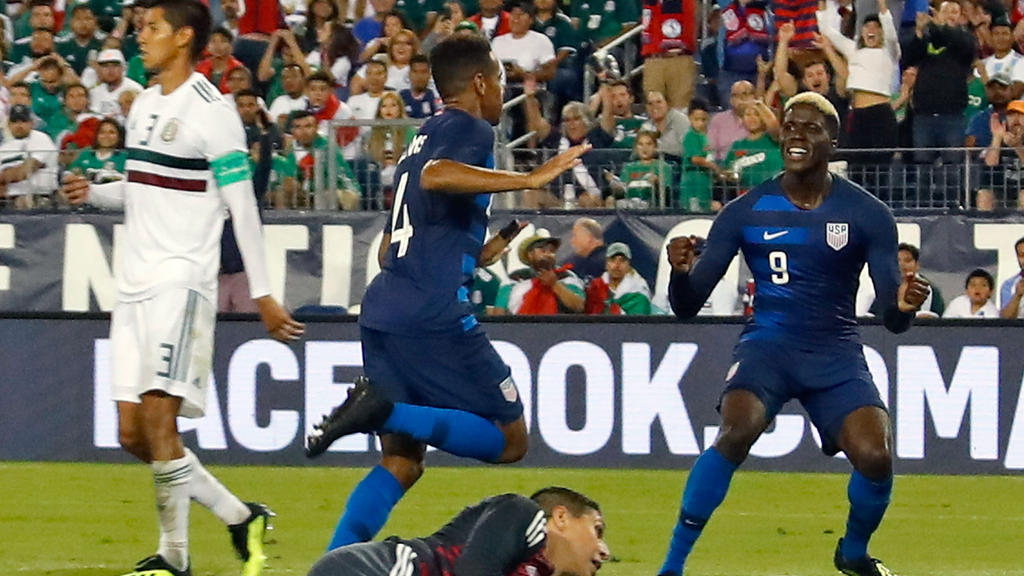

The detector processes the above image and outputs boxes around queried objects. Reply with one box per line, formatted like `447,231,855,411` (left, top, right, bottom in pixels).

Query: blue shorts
360,326,523,424
724,338,885,455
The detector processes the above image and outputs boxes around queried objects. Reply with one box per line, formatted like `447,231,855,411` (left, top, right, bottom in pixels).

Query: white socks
184,448,250,526
152,456,192,571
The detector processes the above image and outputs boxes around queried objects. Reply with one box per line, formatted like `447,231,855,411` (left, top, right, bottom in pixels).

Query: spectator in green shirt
608,129,670,208
13,0,54,42
569,0,639,49
275,110,362,210
724,103,783,192
584,242,652,315
57,4,104,76
43,82,91,143
680,98,719,212
68,117,126,181
594,79,646,149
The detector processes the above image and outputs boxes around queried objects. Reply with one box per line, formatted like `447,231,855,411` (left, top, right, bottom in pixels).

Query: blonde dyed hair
784,92,840,135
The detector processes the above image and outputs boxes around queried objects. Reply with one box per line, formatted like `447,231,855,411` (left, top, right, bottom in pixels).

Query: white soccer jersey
0,130,58,196
90,77,145,117
118,72,270,303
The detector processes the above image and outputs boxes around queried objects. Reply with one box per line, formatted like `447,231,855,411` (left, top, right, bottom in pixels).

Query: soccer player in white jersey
60,1,304,575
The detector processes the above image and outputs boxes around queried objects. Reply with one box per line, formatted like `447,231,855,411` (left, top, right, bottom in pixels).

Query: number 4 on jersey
389,172,414,258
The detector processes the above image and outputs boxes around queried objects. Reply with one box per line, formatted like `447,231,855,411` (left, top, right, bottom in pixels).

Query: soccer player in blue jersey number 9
303,34,590,551
658,92,930,576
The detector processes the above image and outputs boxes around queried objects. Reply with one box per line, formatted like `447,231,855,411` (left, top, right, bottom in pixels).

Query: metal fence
10,135,1021,214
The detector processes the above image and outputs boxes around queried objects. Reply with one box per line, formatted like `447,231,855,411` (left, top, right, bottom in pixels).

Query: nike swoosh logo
763,230,789,240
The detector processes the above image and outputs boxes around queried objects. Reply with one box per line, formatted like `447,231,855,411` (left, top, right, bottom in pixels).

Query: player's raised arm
668,204,742,318
421,144,589,195
866,207,929,333
204,103,304,341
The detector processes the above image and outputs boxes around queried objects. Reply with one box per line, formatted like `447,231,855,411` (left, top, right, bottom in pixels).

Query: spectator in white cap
584,242,653,315
89,49,144,117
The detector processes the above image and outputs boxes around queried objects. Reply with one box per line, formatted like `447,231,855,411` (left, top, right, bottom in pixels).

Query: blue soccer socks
383,402,506,462
659,447,738,576
841,471,893,561
327,466,405,550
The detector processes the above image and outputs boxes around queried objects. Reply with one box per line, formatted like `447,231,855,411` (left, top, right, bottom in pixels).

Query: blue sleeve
1001,277,1014,308
669,200,743,318
865,204,914,333
433,117,494,167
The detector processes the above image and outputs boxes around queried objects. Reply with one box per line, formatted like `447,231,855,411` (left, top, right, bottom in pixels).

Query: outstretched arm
421,144,590,195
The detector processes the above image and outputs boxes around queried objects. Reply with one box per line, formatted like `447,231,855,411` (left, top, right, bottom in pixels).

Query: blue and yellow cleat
121,555,191,576
229,502,274,576
834,538,898,576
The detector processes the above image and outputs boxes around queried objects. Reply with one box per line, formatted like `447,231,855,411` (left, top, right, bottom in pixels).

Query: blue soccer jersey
671,174,913,344
360,108,495,336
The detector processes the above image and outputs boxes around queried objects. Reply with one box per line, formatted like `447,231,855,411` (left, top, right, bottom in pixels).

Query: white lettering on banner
304,341,371,452
0,223,13,291
321,226,353,307
177,380,229,449
226,340,301,451
974,223,1024,307
263,225,309,304
493,341,534,430
63,223,122,312
896,346,999,460
537,341,615,455
621,343,699,455
1003,370,1024,469
90,339,1016,466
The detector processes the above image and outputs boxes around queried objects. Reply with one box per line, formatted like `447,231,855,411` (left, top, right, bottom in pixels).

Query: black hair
326,23,361,67
290,109,316,127
898,243,920,262
37,57,62,73
10,81,30,92
365,57,388,72
966,268,995,290
410,53,430,67
211,24,234,42
508,0,537,15
95,117,126,149
1015,236,1024,252
70,3,95,17
140,0,212,64
383,9,412,30
307,70,335,86
430,34,498,100
688,96,710,113
530,487,601,518
29,0,52,10
235,88,260,100
65,82,88,95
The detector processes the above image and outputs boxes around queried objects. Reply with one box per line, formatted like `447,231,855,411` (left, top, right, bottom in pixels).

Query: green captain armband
210,150,253,188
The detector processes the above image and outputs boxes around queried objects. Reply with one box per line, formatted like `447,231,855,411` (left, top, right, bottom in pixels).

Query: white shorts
110,288,215,418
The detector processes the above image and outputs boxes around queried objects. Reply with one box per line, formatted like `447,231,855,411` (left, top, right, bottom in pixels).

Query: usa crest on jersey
826,222,849,251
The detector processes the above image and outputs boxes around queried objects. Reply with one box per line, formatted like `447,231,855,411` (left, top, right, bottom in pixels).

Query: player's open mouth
786,146,808,159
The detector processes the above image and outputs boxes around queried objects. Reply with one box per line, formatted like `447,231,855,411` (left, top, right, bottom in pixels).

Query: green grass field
4,462,1023,576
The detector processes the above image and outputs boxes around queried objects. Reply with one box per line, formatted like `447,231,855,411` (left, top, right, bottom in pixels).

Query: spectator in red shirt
196,26,246,93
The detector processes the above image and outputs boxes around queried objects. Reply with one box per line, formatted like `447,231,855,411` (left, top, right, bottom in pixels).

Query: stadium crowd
0,0,1020,317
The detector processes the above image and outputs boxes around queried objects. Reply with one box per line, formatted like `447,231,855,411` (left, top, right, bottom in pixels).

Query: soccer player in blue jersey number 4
658,92,930,576
303,34,590,551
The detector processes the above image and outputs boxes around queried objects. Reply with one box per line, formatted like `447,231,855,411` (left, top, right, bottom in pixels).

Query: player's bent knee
849,443,893,480
496,418,528,463
713,424,762,464
118,428,149,461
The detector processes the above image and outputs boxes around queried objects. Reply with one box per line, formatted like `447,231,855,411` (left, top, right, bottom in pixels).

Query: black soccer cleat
228,502,275,576
305,376,394,458
834,538,898,576
120,554,192,576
